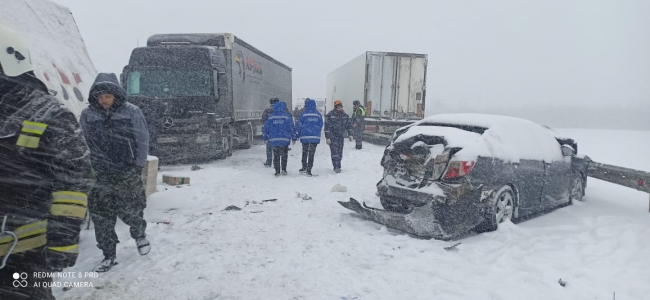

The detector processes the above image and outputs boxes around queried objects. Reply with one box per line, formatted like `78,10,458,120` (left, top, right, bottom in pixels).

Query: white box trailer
0,0,97,118
295,97,326,114
326,51,427,123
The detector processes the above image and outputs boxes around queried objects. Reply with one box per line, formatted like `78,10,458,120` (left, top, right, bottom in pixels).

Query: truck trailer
326,51,427,143
121,33,292,163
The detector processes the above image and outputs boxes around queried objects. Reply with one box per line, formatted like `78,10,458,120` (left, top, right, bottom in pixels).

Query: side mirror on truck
214,70,226,100
120,66,130,90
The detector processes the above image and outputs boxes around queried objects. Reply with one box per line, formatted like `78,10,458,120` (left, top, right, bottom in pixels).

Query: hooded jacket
262,102,294,147
293,99,323,144
0,76,94,270
80,73,149,174
324,108,353,140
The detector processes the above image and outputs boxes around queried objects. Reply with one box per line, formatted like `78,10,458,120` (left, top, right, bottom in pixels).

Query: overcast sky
53,0,649,129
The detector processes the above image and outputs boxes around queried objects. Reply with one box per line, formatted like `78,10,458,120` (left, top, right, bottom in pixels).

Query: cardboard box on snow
163,174,190,186
141,156,159,197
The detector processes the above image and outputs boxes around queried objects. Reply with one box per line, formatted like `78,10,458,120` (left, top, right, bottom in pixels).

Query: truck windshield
126,69,212,97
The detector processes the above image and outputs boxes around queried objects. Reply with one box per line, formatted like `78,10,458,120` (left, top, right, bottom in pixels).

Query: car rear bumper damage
338,182,486,240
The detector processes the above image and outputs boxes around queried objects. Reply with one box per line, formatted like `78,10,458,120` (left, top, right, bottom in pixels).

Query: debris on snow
330,184,348,193
163,174,190,186
444,242,461,251
296,192,312,200
191,165,203,171
247,199,278,207
222,205,242,211
558,279,567,287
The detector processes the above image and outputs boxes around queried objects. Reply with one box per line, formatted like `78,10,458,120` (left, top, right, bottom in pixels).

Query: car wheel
475,186,515,233
568,176,584,204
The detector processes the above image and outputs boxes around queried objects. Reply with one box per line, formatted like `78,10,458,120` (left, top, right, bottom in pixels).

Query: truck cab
121,35,233,163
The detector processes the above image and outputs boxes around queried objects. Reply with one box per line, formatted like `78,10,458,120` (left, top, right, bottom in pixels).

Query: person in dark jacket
293,106,301,121
324,100,353,173
261,97,279,167
262,101,294,176
80,73,151,272
351,100,366,149
0,27,94,300
293,98,323,176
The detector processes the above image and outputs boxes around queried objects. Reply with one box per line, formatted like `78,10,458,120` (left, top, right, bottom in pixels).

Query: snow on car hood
395,113,565,163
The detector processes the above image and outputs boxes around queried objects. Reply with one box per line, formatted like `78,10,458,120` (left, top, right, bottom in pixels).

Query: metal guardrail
588,161,650,212
363,132,392,146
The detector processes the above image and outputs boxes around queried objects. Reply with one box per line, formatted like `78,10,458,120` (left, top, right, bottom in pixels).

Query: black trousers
301,143,318,171
354,127,364,149
89,170,147,259
272,146,289,173
329,137,344,169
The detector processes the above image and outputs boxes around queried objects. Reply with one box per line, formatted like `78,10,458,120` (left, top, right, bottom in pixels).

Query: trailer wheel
240,123,253,149
215,126,232,159
227,126,234,156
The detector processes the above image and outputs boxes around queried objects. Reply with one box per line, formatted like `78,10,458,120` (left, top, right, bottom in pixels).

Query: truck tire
239,123,253,149
215,126,232,159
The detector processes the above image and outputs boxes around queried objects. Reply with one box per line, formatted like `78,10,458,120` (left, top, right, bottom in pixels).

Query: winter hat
353,100,360,106
269,97,279,104
334,100,342,107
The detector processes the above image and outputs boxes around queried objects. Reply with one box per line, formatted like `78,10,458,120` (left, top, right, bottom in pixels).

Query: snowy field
55,128,650,300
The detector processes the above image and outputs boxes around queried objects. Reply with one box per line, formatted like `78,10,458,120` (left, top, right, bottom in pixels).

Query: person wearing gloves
80,73,151,272
293,98,323,176
262,101,294,176
324,100,353,173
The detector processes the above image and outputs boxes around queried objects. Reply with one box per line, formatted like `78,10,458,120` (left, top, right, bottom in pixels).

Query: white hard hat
0,22,34,77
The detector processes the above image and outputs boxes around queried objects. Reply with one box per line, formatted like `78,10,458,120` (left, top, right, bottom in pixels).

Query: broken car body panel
339,113,591,240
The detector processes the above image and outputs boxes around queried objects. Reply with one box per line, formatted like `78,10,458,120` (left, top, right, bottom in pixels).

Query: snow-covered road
56,129,650,300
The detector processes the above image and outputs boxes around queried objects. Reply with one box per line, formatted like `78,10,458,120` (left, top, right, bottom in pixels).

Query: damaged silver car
339,114,591,240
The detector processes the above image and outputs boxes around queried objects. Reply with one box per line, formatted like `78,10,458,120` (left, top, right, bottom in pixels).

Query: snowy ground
55,128,650,300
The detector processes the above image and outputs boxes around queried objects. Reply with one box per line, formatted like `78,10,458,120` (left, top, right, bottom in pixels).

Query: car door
513,159,546,216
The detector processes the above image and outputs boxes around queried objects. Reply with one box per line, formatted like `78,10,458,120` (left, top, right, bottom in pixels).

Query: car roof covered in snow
393,113,565,163
415,113,540,129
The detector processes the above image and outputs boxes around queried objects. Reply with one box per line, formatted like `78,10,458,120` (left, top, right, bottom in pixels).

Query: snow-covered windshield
126,69,212,97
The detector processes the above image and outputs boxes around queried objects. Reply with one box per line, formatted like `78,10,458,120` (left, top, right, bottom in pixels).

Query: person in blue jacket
293,98,323,176
262,101,294,176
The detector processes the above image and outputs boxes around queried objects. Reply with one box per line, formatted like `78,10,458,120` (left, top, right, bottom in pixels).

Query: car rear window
417,122,488,134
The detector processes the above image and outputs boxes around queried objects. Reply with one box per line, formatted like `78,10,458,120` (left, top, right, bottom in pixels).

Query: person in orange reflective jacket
0,24,94,300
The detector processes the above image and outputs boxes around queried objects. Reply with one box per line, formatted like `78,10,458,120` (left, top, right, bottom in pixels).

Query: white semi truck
326,51,428,143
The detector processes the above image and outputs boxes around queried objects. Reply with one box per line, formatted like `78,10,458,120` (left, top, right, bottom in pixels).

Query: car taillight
365,125,379,133
443,161,475,179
